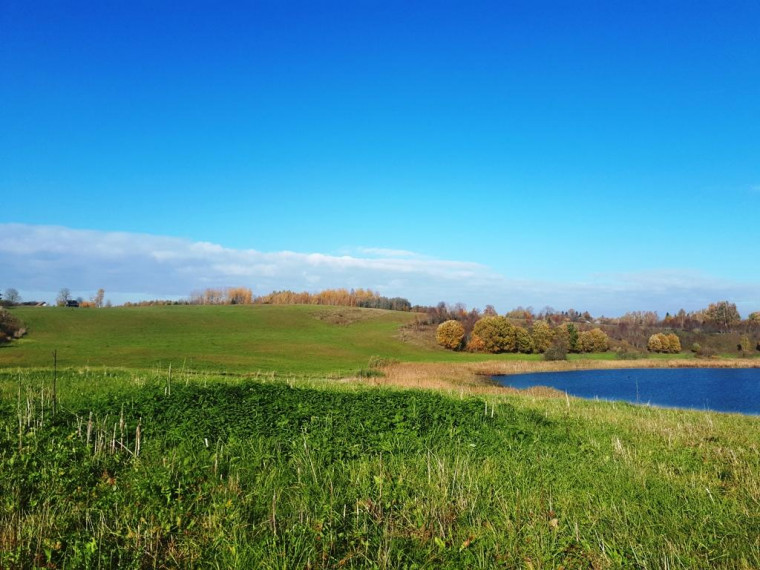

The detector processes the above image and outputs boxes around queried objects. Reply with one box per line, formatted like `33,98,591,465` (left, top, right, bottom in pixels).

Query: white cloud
1,223,758,316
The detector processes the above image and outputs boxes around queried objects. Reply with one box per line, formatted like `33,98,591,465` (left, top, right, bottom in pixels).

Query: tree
92,288,105,308
647,334,663,352
666,333,681,353
471,316,516,353
436,320,465,350
226,287,253,305
704,301,741,332
530,320,554,353
56,288,71,307
3,288,20,305
588,328,610,352
559,323,579,352
577,328,610,353
514,326,534,354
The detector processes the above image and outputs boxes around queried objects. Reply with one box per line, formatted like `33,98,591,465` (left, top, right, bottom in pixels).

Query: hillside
0,305,522,373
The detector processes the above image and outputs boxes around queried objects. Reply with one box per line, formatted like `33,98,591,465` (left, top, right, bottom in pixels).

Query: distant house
66,300,80,308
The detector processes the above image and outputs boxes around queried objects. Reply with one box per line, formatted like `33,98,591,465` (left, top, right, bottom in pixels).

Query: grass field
2,368,758,568
1,305,544,374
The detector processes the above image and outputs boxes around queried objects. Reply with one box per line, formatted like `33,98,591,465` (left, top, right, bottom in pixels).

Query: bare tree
56,288,71,307
3,288,20,304
93,288,105,308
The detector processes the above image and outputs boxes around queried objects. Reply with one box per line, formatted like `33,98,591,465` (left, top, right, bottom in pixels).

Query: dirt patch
312,307,382,325
396,318,442,350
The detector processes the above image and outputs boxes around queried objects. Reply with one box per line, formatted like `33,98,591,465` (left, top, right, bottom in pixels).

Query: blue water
493,368,760,415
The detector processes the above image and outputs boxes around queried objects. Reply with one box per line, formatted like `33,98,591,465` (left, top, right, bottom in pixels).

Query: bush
695,345,717,358
435,320,465,350
0,308,25,344
614,340,645,360
544,339,568,361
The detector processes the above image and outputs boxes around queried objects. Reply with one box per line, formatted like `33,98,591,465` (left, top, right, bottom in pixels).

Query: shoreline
371,357,760,395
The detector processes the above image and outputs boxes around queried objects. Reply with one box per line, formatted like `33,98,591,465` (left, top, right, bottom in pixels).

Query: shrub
0,308,25,344
544,339,568,361
435,320,465,350
695,344,717,358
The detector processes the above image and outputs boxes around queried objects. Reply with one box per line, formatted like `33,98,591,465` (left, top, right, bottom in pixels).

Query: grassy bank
1,368,758,568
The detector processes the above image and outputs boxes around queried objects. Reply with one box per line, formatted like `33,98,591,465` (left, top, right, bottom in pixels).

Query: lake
493,368,760,415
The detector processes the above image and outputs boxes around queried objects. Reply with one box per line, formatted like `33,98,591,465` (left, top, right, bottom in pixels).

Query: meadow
0,305,541,374
1,306,759,568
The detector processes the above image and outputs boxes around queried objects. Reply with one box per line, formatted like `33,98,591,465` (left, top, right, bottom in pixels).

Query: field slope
0,305,527,374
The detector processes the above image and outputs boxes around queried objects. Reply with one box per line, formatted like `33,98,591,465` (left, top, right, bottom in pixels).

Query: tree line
186,287,412,311
436,316,610,357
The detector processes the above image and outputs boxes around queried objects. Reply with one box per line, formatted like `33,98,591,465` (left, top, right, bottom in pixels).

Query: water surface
493,368,760,415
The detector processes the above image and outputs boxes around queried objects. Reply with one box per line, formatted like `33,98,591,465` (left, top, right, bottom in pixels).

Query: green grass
1,369,758,568
1,305,545,374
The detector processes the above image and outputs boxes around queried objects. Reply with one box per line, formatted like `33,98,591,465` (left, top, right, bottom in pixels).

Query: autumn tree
514,326,534,354
530,320,554,353
647,332,679,353
577,328,610,352
226,287,253,305
471,316,517,353
436,320,465,350
704,301,741,332
666,333,681,353
577,331,593,353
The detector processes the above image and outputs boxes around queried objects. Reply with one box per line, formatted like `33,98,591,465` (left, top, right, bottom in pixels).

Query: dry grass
361,358,760,396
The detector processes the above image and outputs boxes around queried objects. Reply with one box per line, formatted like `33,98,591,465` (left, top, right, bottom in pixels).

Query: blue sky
2,1,759,315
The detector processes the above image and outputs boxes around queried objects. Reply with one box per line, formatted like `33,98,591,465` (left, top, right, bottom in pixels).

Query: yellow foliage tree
647,334,663,352
530,320,554,353
666,333,681,353
472,316,516,353
436,320,465,350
